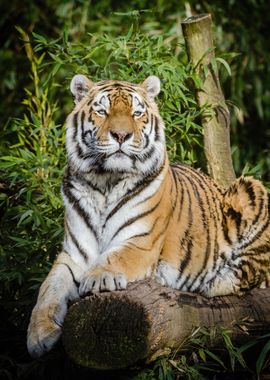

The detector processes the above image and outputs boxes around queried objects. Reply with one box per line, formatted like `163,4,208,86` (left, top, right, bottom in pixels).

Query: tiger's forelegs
27,252,83,358
79,245,160,296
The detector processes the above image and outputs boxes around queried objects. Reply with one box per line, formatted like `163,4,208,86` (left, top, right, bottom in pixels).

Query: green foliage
0,32,65,332
133,327,270,380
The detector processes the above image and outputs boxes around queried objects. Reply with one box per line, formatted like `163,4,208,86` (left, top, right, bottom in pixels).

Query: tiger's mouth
107,149,130,158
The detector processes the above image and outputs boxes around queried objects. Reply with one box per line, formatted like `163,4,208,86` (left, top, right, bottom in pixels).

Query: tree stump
62,280,270,369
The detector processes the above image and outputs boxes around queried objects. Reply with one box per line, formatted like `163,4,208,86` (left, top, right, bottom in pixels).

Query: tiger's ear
142,76,161,99
70,74,94,103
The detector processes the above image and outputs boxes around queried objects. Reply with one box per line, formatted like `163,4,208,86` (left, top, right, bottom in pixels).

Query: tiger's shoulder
169,163,225,195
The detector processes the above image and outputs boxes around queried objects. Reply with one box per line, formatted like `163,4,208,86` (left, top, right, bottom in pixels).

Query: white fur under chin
103,154,135,172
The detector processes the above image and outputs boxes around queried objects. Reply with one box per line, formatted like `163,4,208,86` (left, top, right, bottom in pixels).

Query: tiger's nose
110,131,132,144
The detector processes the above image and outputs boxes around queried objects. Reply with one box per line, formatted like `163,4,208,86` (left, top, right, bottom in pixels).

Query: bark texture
62,280,270,369
181,14,236,188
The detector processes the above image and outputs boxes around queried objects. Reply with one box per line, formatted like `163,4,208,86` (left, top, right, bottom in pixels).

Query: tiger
27,74,270,358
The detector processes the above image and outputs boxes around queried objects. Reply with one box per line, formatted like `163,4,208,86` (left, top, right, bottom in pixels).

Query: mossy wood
62,280,270,369
181,13,236,189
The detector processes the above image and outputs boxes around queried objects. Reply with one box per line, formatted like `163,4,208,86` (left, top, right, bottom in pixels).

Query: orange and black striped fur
27,75,270,358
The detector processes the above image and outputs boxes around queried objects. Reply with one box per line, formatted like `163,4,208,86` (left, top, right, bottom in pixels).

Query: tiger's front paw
156,260,180,288
27,301,67,358
79,269,127,296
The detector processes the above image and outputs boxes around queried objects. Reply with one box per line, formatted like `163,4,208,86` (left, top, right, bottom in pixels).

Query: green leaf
198,349,206,363
256,339,270,376
17,210,33,225
63,26,69,44
216,57,232,76
204,349,226,368
32,32,47,43
126,24,134,41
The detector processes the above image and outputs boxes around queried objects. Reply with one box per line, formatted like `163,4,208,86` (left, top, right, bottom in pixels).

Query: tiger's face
66,75,166,175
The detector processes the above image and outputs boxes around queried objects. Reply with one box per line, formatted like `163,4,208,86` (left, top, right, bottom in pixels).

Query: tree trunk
62,280,270,370
181,14,236,189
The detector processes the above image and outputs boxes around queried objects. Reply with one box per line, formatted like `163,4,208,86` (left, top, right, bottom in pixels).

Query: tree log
181,14,236,188
62,280,270,370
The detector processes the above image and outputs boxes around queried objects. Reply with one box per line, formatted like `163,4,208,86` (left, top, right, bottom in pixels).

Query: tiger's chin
68,155,136,175
103,155,137,174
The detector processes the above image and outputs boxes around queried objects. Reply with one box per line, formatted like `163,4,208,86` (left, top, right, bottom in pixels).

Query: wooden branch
181,14,236,188
62,280,270,370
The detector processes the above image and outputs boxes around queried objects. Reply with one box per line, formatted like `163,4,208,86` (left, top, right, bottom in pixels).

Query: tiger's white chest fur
62,170,159,268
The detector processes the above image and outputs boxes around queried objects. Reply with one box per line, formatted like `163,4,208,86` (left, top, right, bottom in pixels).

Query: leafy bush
133,327,270,380
0,30,65,339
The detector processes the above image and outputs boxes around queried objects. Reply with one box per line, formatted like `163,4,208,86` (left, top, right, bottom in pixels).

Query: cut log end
62,292,151,369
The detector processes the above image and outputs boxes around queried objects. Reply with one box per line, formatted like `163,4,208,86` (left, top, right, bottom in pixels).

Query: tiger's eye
97,109,106,116
134,111,143,117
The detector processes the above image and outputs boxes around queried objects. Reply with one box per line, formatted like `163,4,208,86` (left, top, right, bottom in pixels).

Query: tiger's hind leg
202,266,243,297
223,176,269,245
221,176,270,294
27,252,83,358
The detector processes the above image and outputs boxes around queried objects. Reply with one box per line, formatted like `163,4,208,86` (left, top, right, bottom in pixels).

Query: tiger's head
66,75,166,175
